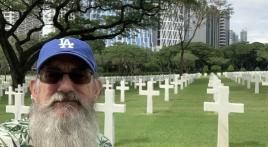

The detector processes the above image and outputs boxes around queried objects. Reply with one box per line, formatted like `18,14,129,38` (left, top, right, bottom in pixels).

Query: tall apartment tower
3,11,17,31
218,13,230,47
229,30,239,44
191,6,220,48
240,29,247,42
84,1,156,50
156,3,188,49
42,8,75,36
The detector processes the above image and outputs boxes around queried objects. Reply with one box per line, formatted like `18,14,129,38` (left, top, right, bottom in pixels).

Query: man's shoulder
0,118,30,147
0,119,113,147
97,134,113,147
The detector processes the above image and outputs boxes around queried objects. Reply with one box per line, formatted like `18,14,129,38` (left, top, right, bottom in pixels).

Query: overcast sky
229,0,268,43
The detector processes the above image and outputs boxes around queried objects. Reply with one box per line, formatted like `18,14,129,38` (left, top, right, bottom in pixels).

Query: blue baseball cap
37,37,96,73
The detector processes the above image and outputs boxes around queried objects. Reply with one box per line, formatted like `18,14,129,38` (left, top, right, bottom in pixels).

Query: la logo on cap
59,38,74,48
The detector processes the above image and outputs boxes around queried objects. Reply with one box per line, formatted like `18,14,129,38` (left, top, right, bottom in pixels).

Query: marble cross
6,92,30,120
116,80,129,102
204,86,244,147
159,78,173,101
95,89,126,146
140,81,160,113
170,75,181,94
5,86,14,105
103,79,113,90
135,78,146,95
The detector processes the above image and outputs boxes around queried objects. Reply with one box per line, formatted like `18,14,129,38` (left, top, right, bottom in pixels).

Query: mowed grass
0,77,267,147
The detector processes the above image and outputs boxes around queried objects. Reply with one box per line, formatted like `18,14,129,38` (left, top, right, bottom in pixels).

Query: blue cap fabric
37,37,97,73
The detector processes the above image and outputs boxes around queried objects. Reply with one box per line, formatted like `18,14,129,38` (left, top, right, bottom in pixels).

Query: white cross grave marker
135,78,146,95
0,84,4,97
6,92,30,120
171,75,181,94
140,81,160,114
116,80,129,102
5,86,14,105
15,84,24,93
103,79,113,90
246,75,251,89
207,80,223,102
204,86,244,147
253,74,261,94
159,78,173,102
95,89,126,146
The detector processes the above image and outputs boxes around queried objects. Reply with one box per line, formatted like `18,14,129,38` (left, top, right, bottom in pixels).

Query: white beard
29,92,99,147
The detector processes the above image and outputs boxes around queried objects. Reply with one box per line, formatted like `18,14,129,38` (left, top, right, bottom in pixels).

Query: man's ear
94,79,102,97
29,80,38,101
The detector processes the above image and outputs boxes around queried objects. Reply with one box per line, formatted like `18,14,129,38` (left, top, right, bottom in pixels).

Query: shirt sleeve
0,127,16,147
0,119,30,147
97,134,113,147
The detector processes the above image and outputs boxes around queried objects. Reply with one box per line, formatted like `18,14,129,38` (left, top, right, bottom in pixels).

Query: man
0,37,112,147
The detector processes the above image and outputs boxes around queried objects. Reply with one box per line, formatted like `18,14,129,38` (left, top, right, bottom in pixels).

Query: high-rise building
229,30,239,44
191,6,220,48
3,11,17,31
156,3,188,49
42,7,75,36
84,1,157,50
240,29,247,42
218,13,230,47
3,11,41,38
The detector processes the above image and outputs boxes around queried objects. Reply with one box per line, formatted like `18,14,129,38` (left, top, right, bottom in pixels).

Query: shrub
227,65,235,72
211,65,221,73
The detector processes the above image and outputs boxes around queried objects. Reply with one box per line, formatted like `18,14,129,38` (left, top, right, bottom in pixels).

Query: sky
228,0,268,43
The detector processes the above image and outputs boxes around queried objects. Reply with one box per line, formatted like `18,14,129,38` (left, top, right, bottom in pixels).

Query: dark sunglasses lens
40,70,63,84
69,70,91,84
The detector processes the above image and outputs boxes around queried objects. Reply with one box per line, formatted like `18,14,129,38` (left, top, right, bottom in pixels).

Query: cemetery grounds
0,77,267,147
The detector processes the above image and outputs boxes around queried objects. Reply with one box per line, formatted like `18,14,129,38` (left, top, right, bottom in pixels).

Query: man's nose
57,74,75,92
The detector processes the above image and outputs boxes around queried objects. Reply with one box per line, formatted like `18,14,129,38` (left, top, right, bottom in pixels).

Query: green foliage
101,43,150,74
240,67,246,71
227,65,235,72
210,65,221,73
255,67,260,71
202,65,208,73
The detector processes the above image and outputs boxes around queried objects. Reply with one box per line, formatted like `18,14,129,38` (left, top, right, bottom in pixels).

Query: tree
0,0,164,86
101,43,149,75
164,0,232,74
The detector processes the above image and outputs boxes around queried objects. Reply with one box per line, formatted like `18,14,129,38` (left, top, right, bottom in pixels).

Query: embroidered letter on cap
59,38,74,48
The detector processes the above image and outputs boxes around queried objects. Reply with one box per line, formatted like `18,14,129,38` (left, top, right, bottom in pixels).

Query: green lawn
0,77,267,147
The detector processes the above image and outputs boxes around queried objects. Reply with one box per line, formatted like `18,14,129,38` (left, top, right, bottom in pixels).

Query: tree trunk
10,69,26,87
179,47,185,76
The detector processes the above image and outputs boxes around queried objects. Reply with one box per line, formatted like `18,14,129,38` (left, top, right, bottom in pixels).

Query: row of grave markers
0,73,200,146
1,72,248,146
98,73,200,145
204,73,244,147
223,71,268,94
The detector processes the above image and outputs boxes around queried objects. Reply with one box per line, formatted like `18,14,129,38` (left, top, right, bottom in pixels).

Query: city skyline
229,0,268,43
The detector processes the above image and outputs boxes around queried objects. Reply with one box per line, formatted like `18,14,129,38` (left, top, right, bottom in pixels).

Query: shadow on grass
116,137,151,146
230,141,265,147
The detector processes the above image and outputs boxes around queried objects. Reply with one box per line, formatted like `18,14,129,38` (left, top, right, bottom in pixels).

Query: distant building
229,30,239,44
3,11,41,39
240,29,247,42
3,11,17,31
42,7,75,36
191,6,220,48
84,1,157,50
218,13,230,47
156,3,188,49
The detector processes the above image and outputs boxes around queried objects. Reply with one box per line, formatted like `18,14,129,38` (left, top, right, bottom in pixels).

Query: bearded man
0,37,112,147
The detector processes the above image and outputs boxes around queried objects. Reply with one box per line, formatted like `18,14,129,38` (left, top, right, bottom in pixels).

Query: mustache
42,92,82,109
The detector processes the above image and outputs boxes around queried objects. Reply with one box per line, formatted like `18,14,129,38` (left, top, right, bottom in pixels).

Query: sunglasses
39,67,93,84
